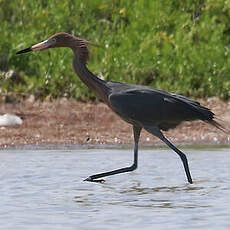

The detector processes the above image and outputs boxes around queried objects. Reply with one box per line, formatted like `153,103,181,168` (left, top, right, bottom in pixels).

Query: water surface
0,147,230,229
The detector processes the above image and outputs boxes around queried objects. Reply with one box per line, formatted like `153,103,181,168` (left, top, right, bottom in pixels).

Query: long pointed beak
16,47,32,54
16,40,50,55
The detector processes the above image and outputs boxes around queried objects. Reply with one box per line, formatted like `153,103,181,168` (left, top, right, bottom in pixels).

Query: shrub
0,0,229,100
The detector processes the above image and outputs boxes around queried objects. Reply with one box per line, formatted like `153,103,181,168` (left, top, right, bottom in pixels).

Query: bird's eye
51,38,56,43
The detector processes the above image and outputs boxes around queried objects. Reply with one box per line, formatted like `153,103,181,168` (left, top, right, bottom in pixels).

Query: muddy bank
0,97,229,149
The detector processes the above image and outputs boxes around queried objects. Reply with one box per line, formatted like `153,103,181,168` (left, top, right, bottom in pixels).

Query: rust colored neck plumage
70,37,110,103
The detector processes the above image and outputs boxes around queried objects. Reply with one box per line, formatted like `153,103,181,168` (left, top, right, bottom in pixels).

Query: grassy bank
0,0,230,101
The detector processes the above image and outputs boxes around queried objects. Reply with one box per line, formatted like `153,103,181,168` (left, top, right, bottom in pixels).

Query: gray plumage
16,32,225,184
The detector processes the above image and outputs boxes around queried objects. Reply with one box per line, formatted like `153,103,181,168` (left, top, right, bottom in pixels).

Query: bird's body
107,82,215,130
17,32,224,184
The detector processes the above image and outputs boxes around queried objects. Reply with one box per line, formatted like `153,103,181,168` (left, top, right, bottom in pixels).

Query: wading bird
17,32,224,184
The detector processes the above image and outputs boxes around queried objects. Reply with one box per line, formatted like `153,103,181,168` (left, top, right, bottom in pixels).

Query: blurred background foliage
0,0,230,101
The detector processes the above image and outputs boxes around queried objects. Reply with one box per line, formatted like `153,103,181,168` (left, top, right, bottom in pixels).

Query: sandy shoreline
0,97,230,149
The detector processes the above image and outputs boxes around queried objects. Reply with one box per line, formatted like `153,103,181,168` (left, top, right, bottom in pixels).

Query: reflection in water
120,184,205,194
73,180,211,210
0,148,230,230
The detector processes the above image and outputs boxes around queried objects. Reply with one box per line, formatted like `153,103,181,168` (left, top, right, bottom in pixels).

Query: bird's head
16,32,100,64
16,32,94,54
16,32,77,54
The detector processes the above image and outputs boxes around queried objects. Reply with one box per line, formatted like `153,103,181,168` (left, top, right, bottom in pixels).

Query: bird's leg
144,127,193,184
84,126,142,183
160,136,193,184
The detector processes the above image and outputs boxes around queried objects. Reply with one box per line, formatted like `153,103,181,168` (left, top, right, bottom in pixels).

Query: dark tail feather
207,119,228,133
193,104,228,133
170,95,228,134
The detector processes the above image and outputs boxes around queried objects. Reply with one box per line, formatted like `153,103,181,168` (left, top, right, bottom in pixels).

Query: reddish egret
17,32,224,184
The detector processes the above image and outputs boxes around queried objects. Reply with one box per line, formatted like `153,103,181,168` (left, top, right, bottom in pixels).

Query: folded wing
109,87,221,131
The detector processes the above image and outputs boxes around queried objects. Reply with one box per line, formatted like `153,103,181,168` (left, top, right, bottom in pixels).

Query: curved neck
72,52,109,103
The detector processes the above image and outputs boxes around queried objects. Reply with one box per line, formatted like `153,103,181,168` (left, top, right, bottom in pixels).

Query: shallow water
0,147,230,230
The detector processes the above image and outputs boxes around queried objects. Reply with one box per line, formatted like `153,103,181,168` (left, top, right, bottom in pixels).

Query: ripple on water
0,148,230,230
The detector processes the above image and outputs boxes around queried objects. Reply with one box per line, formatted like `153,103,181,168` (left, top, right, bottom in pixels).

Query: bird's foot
83,176,105,184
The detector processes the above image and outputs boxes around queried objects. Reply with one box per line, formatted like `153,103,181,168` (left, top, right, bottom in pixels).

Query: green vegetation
0,0,230,101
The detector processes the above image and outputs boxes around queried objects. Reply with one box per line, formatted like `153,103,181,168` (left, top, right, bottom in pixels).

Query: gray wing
109,88,214,131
